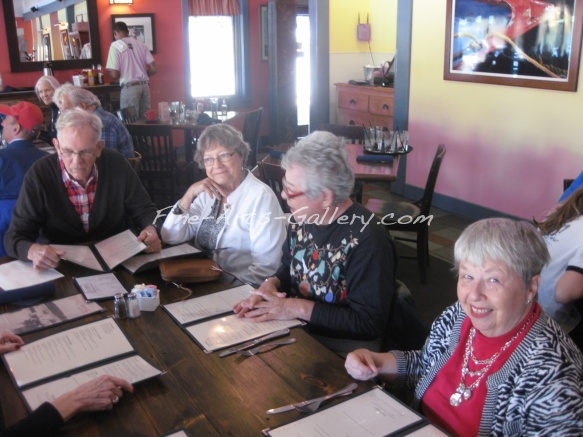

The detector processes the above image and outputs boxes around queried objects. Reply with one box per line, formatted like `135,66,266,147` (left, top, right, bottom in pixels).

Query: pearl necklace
449,310,535,407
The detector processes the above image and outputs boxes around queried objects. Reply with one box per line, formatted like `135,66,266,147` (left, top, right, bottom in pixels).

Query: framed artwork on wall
260,5,268,61
444,0,583,91
111,14,156,54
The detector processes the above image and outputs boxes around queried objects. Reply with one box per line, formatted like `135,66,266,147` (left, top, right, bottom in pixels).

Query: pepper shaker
113,293,127,319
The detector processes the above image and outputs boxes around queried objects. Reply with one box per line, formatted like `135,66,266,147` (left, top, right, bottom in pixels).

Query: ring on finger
113,396,119,404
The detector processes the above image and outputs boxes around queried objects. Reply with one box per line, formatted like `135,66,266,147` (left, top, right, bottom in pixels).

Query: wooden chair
366,144,446,284
258,160,290,214
127,151,142,175
242,107,263,168
317,123,365,144
117,106,139,124
126,124,182,202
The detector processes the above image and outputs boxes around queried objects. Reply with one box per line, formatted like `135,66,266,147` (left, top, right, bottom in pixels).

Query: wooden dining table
0,258,375,436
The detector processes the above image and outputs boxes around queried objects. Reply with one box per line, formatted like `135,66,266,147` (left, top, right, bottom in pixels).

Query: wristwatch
173,203,186,215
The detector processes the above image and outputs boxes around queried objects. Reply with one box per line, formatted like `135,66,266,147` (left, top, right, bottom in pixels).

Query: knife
266,382,358,414
218,329,290,358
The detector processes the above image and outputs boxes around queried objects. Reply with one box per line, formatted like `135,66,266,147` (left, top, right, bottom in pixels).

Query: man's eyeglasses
59,149,97,159
282,178,305,199
203,151,236,167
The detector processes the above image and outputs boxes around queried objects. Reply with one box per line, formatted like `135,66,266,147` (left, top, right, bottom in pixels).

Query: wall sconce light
110,0,134,4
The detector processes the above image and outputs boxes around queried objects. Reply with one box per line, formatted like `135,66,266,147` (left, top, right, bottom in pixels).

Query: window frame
182,0,250,109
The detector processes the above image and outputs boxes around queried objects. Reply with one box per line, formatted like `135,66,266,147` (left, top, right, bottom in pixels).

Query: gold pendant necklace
450,311,535,407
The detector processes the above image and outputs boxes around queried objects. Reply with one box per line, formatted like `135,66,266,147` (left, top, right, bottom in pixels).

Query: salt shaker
127,292,141,318
113,293,127,319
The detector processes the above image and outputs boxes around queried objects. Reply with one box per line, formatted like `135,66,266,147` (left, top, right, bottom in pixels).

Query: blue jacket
0,139,49,200
0,139,48,255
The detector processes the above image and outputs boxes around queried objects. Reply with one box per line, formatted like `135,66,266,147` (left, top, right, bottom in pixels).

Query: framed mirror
3,0,102,72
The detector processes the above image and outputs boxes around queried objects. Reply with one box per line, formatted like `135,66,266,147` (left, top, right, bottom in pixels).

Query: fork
293,382,358,413
236,338,296,356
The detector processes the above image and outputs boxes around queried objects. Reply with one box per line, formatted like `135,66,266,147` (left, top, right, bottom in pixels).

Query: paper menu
52,229,147,272
265,387,426,437
163,284,253,324
22,355,163,411
0,294,103,335
121,243,201,274
75,273,128,300
186,315,301,353
3,318,134,388
163,285,304,353
0,260,63,291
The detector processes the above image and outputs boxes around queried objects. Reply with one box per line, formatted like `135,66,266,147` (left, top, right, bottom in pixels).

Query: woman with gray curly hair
161,123,286,287
345,218,583,435
234,131,398,353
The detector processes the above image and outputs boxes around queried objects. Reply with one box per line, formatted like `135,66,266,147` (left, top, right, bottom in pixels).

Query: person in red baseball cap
0,101,48,256
0,101,45,135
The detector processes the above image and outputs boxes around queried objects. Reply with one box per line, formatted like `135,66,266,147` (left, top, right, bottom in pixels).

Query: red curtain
188,0,241,16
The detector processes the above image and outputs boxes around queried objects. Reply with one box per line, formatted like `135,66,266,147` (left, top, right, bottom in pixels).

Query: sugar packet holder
133,284,160,311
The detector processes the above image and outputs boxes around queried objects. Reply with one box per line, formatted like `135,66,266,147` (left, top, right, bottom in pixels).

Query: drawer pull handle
382,104,389,110
349,99,357,105
349,120,356,126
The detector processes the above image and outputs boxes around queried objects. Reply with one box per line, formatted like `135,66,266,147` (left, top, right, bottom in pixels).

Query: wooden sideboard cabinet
0,83,121,126
335,83,394,131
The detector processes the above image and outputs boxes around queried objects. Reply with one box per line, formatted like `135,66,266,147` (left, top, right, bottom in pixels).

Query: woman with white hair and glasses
234,131,398,353
161,123,286,288
345,218,583,436
34,75,60,143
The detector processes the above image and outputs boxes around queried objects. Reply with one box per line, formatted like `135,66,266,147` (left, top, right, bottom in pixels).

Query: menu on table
163,285,304,353
0,294,103,335
2,318,163,406
263,386,435,437
121,243,201,274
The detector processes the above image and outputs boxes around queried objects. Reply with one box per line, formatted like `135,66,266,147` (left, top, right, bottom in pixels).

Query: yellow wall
330,0,397,53
407,0,583,218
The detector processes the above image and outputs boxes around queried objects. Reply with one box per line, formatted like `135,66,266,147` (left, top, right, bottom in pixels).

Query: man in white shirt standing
106,21,158,118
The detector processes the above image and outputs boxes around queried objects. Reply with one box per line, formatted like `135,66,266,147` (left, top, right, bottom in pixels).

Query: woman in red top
345,218,583,435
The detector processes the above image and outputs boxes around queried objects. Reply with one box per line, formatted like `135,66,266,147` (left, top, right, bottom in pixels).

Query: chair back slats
317,124,365,144
258,161,289,213
243,107,263,167
126,124,178,199
418,144,446,216
117,106,139,124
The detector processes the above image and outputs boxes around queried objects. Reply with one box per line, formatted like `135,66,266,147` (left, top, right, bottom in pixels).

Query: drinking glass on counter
169,101,180,124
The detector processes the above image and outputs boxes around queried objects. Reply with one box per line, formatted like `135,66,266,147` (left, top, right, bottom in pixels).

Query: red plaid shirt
59,158,98,232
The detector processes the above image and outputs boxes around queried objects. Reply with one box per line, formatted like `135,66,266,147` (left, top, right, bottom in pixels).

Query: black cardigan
4,149,158,260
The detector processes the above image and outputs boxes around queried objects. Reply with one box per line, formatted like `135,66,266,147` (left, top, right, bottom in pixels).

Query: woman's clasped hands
233,280,288,321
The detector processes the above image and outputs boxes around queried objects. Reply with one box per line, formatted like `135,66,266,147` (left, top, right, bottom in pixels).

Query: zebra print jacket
393,302,583,436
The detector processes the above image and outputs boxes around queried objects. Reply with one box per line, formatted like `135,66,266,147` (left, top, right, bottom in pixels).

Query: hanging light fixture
110,0,133,4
